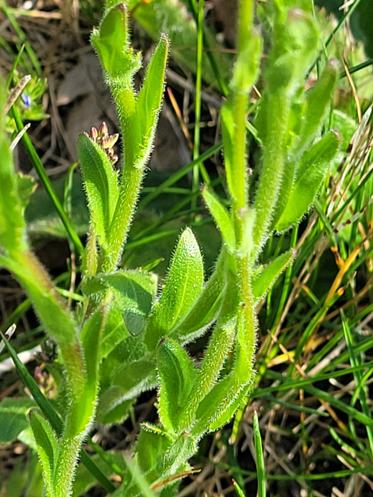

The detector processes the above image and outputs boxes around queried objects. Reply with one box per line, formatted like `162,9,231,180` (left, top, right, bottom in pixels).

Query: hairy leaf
297,60,339,156
132,35,169,170
91,3,141,82
180,316,236,430
78,134,119,248
276,131,339,231
202,187,235,251
253,6,320,251
16,173,37,212
136,429,171,480
97,360,155,424
157,339,197,433
29,410,58,496
171,253,226,343
252,250,295,301
145,228,204,349
0,398,34,443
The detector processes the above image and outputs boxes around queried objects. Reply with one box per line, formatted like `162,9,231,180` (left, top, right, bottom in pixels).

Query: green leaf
97,359,155,424
145,228,204,349
123,457,157,497
100,307,128,358
296,60,339,156
269,59,338,231
265,8,319,96
91,3,141,82
252,90,290,251
180,315,236,430
171,252,226,343
29,410,58,497
162,434,197,478
275,131,340,231
78,134,119,248
16,173,37,211
252,250,295,301
157,339,197,433
67,310,105,436
193,374,240,436
136,429,171,479
253,6,320,252
83,269,157,337
132,35,169,171
208,386,249,433
0,398,34,443
202,187,235,251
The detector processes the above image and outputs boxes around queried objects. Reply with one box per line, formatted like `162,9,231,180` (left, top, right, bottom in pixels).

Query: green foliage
124,0,231,88
145,228,204,349
0,0,342,495
170,252,226,343
252,250,295,301
202,187,236,251
29,411,58,496
157,339,197,433
275,131,340,231
0,398,34,443
78,134,119,250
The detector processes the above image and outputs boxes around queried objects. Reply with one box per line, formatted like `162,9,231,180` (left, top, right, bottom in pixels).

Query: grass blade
253,412,266,497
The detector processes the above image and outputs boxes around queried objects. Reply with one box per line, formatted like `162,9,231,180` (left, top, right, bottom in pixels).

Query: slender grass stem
192,0,205,208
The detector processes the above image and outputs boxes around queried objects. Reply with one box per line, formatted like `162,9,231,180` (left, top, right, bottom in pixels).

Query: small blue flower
21,94,31,108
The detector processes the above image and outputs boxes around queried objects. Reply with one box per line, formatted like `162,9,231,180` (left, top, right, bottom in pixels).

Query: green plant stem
231,0,257,397
10,107,83,255
253,412,266,497
231,0,254,229
253,92,289,252
7,249,86,399
105,164,143,271
236,253,257,374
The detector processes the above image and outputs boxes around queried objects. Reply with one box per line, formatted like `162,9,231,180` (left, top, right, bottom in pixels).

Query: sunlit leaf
145,228,204,349
202,187,235,251
275,131,339,231
78,134,119,248
29,410,58,496
252,250,295,300
157,339,197,433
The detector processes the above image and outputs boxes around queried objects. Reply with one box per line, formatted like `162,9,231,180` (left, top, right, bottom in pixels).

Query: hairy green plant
0,1,340,495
